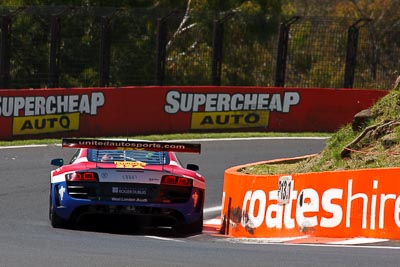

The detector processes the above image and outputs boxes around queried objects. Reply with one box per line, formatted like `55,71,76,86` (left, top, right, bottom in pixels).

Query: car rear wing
61,138,201,153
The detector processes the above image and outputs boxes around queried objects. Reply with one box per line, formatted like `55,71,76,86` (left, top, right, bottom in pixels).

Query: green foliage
2,0,283,88
108,9,159,86
370,89,400,122
0,1,398,89
2,0,24,5
241,89,400,175
394,125,400,141
285,17,349,88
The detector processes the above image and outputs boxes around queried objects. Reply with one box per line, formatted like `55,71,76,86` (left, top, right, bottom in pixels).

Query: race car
49,138,205,235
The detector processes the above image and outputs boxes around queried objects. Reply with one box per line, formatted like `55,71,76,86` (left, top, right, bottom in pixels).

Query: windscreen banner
0,86,388,140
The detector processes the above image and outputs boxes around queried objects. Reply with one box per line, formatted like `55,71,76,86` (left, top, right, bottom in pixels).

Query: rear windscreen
87,149,169,165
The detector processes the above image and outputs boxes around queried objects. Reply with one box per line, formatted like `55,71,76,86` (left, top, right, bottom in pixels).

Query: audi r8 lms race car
50,138,205,235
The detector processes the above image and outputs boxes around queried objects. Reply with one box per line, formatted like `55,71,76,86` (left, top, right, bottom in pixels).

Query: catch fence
0,6,398,89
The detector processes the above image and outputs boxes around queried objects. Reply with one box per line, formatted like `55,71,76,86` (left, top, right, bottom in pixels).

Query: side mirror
51,158,64,167
186,163,199,171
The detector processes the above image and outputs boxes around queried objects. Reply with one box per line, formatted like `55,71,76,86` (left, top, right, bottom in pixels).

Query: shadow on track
67,214,194,238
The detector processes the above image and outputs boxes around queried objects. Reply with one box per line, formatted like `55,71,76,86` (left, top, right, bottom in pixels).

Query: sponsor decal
62,138,201,153
241,177,400,231
111,197,148,202
58,185,66,201
112,187,147,195
115,161,147,169
0,92,105,136
164,91,300,130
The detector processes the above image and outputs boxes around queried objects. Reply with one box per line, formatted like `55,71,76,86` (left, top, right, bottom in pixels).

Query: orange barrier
221,157,400,239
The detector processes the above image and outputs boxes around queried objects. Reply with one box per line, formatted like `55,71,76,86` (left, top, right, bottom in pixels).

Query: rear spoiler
61,138,201,153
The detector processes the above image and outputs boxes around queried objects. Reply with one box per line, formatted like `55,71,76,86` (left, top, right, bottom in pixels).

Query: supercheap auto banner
0,86,388,140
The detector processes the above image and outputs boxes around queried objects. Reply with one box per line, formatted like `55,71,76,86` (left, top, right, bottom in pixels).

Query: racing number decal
114,161,147,169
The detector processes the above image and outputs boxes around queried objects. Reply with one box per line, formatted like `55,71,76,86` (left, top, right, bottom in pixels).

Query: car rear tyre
49,195,69,228
175,214,203,236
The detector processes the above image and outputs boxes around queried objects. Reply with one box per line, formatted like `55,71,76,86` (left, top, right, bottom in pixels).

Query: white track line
328,238,389,245
204,206,222,214
145,236,185,242
0,144,49,149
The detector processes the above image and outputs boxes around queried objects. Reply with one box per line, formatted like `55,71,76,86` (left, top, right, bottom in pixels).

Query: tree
334,0,400,89
278,0,399,89
160,0,282,85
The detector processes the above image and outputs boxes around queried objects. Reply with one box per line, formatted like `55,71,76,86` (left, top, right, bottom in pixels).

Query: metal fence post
343,19,371,88
274,16,300,87
211,19,223,86
0,8,25,89
0,15,11,89
99,16,112,87
155,17,167,86
211,12,235,86
49,15,61,88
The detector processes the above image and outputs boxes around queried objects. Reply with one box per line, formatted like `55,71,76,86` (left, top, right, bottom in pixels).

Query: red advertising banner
0,86,388,140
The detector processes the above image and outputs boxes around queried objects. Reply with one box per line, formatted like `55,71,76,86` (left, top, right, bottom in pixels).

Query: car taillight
66,172,98,182
161,175,193,187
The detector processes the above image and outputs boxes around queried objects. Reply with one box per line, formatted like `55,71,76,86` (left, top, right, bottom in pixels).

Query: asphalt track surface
1,138,399,267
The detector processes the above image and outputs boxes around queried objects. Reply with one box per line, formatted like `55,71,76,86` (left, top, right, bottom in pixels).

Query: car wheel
175,214,203,236
49,194,69,228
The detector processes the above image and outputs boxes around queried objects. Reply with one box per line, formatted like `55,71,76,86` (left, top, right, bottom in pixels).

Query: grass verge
241,89,400,175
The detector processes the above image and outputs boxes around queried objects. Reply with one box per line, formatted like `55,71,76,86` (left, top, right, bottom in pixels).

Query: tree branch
166,0,192,51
